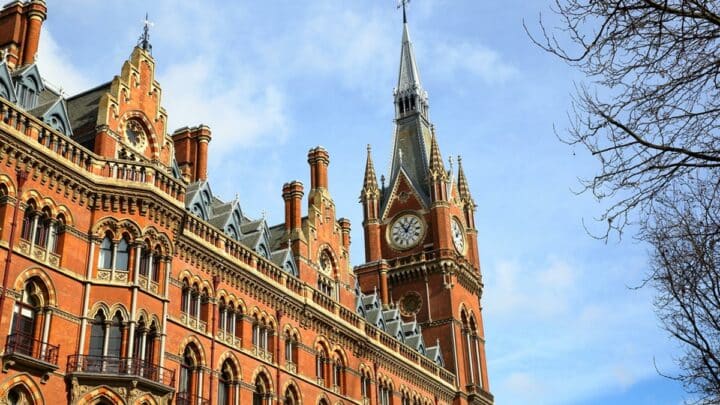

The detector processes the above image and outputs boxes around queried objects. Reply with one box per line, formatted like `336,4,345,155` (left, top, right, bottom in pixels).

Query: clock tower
355,7,492,404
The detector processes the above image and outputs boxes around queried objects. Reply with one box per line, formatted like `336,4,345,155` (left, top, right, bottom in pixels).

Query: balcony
176,392,210,405
66,354,175,394
2,333,59,381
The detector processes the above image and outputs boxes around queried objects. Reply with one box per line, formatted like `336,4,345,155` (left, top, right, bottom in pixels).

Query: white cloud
159,58,288,152
37,29,93,95
430,41,518,84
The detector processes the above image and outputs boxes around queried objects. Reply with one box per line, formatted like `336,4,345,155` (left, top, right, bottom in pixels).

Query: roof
66,82,110,142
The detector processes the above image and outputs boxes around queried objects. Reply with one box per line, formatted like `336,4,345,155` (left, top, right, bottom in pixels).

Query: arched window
379,380,393,405
132,317,159,373
461,311,482,387
139,243,151,277
333,351,345,393
181,279,191,314
88,311,106,358
178,345,201,404
252,316,272,352
7,384,34,405
98,234,113,269
19,201,36,241
316,344,328,385
9,278,51,360
33,208,51,248
283,384,300,405
151,246,162,282
284,331,298,365
115,236,129,271
360,370,372,400
253,373,271,405
217,358,238,405
11,280,40,339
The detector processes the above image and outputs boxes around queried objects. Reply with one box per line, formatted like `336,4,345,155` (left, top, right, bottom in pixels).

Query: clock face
389,213,424,249
451,217,466,254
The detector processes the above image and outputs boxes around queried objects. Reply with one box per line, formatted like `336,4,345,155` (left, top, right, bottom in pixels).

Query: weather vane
397,0,410,23
138,13,153,54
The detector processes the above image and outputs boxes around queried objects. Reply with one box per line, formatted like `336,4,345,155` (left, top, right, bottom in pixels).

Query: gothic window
9,278,49,359
20,202,35,240
360,370,372,399
115,236,129,271
252,317,272,354
378,381,393,405
151,247,161,282
283,385,300,405
88,311,106,357
97,233,131,271
132,317,158,370
316,344,328,385
7,384,33,405
107,312,124,357
253,373,271,405
99,235,113,269
217,358,238,405
178,345,200,404
284,331,298,365
333,351,345,393
181,279,191,314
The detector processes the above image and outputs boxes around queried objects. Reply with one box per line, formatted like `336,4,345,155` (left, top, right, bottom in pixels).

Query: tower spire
138,13,153,54
398,0,410,24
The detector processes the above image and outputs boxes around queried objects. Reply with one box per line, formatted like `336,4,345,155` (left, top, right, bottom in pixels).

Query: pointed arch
177,335,206,367
0,373,44,405
13,268,57,306
76,386,126,405
282,379,302,405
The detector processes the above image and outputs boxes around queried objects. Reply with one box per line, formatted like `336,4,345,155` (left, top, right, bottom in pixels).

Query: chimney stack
0,0,47,69
282,181,304,232
172,125,212,183
307,146,330,191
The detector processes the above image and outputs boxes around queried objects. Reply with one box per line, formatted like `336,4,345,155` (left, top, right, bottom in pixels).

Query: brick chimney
172,125,212,183
282,181,304,232
307,146,330,191
0,0,47,69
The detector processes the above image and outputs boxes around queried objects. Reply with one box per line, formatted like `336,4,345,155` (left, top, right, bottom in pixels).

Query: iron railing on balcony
66,354,175,387
176,392,210,405
4,332,59,365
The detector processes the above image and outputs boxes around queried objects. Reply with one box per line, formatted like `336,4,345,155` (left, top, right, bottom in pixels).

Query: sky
38,1,687,404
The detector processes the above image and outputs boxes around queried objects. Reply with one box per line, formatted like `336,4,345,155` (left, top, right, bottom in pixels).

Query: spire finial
397,0,410,24
138,13,153,54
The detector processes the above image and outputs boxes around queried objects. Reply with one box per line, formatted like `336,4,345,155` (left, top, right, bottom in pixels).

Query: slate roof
66,82,110,146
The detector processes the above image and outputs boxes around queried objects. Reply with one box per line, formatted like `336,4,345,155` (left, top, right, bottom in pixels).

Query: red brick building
0,2,493,404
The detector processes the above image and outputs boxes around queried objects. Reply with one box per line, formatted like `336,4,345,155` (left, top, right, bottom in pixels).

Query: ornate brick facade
0,2,493,405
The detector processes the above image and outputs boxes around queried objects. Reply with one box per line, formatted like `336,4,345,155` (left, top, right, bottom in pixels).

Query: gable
380,167,427,222
40,98,73,136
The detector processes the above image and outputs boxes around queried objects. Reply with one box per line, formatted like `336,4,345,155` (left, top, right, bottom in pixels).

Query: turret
360,145,381,262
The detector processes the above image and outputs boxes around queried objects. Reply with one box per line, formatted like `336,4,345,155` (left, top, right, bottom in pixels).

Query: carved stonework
97,270,111,280
399,291,422,317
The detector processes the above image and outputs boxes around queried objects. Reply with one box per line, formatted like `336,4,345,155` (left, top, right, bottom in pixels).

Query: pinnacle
428,130,447,179
361,145,380,199
457,156,475,204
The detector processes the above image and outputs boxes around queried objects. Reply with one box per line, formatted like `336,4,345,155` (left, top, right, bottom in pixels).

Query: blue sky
39,1,686,403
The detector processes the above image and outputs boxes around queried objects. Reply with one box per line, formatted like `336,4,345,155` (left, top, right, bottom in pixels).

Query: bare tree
527,1,720,401
647,177,720,402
